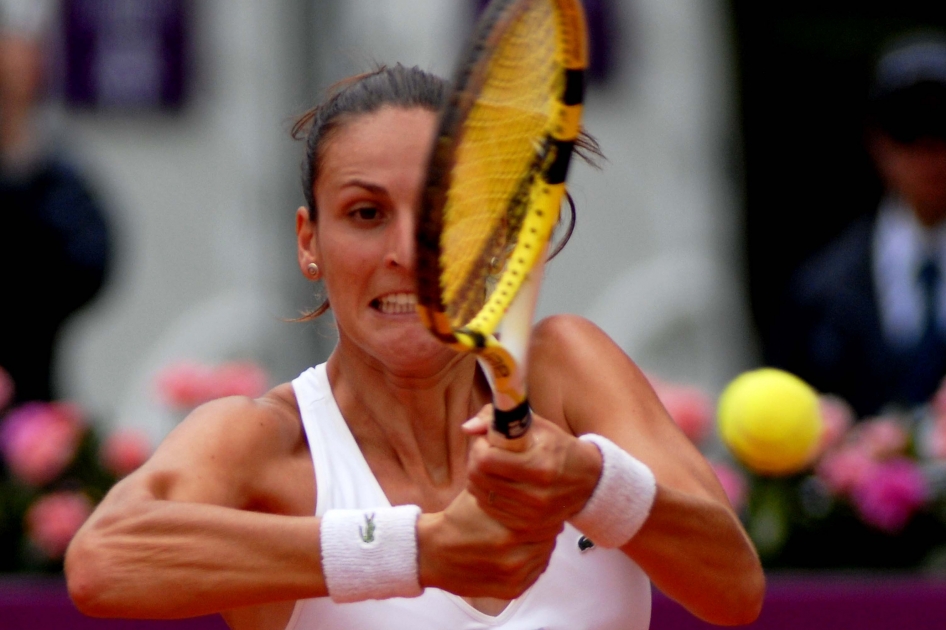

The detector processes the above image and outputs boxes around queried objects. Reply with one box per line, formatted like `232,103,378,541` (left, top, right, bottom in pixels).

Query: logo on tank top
577,535,595,552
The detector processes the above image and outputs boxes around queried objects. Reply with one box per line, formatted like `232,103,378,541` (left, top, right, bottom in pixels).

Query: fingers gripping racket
416,0,588,448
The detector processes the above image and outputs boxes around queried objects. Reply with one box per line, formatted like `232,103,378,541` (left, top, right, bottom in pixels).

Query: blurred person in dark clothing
0,0,110,403
769,33,946,417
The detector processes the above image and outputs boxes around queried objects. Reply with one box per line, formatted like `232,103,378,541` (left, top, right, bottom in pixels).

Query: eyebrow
341,179,388,196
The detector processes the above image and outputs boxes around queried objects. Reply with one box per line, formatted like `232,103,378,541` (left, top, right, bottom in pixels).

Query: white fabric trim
570,434,657,548
320,505,423,603
873,196,946,347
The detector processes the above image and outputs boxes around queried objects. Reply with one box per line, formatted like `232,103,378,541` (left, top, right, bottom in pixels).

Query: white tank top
286,364,651,630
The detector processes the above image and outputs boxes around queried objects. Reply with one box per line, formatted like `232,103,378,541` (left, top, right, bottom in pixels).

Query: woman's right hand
416,490,561,599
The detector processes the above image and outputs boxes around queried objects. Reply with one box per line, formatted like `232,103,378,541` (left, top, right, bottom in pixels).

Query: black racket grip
493,400,532,440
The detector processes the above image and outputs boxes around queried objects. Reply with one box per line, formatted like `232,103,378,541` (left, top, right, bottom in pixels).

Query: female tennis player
65,65,764,630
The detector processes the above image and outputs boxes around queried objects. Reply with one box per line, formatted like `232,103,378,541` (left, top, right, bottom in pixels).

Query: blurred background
7,0,751,443
2,0,946,626
18,0,942,437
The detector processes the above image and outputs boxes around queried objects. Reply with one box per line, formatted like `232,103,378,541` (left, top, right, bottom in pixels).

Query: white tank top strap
291,364,389,516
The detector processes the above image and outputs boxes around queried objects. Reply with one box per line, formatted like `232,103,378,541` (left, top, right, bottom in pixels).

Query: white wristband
570,434,657,548
320,505,423,602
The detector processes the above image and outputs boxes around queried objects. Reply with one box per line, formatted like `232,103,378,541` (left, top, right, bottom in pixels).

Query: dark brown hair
292,64,449,220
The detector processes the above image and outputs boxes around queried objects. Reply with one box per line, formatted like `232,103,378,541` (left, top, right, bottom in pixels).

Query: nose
383,206,417,272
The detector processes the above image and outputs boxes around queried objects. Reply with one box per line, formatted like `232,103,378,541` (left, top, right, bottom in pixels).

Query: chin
389,336,455,365
340,320,457,373
377,334,462,375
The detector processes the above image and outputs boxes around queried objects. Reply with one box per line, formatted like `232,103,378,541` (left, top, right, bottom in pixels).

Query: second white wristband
570,433,657,548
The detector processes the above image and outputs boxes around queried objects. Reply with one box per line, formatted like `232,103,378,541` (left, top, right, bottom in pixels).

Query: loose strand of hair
285,299,331,323
290,106,319,140
548,191,577,261
574,128,606,169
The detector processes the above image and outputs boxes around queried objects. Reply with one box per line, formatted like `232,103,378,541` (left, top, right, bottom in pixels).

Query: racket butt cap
493,400,532,439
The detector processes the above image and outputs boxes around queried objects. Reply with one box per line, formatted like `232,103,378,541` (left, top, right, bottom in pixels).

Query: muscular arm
471,315,765,626
65,390,326,619
66,387,560,620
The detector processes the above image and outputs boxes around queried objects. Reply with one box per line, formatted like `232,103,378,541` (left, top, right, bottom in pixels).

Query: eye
350,205,382,222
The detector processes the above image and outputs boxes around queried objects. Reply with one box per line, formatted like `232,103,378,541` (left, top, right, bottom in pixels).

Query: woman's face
298,106,458,375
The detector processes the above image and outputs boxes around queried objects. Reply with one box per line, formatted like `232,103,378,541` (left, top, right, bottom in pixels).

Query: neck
325,343,490,505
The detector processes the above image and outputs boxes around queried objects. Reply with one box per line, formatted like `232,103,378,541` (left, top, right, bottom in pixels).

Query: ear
296,206,319,275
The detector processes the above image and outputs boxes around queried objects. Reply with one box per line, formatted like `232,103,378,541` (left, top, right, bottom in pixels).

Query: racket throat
498,252,545,364
475,348,529,438
476,353,526,409
479,260,544,440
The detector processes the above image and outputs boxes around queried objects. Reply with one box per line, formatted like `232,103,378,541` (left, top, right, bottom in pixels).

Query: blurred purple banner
0,578,225,630
652,574,946,630
3,574,946,629
62,0,188,110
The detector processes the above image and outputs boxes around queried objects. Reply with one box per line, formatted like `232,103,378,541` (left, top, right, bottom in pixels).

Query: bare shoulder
527,314,655,419
528,314,724,498
136,383,309,508
154,383,302,465
529,314,623,364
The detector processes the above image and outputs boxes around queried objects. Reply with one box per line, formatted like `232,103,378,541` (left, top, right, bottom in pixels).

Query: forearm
66,497,325,619
623,485,764,626
557,432,762,624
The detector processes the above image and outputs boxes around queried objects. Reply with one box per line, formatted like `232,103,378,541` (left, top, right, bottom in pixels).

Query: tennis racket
416,0,588,449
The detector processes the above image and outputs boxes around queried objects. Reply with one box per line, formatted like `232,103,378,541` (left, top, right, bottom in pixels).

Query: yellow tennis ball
718,368,823,476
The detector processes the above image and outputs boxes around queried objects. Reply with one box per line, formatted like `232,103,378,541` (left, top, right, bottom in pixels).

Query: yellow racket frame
418,0,587,338
417,0,588,429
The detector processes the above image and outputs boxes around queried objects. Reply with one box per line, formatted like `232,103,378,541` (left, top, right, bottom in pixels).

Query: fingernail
462,417,486,431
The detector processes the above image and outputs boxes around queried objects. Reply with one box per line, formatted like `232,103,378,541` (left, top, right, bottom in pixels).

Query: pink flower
816,395,854,455
856,417,910,459
650,378,714,445
816,444,878,496
931,418,946,460
154,362,219,409
851,458,928,533
211,362,269,399
0,402,85,486
99,429,152,477
154,361,269,409
930,375,946,419
0,365,14,412
24,491,93,559
711,461,748,512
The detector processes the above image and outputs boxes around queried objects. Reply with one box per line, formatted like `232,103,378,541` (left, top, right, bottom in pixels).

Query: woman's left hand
463,406,603,532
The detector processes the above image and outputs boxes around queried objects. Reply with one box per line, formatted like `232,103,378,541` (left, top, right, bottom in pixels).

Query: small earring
306,262,320,279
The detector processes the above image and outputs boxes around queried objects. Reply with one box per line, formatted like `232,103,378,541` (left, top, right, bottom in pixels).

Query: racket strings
440,0,561,327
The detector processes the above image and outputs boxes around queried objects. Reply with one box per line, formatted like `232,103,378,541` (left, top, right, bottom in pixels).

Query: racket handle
490,400,532,452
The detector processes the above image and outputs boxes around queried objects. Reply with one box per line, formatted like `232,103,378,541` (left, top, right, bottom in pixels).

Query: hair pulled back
290,64,447,320
290,63,599,320
291,64,449,219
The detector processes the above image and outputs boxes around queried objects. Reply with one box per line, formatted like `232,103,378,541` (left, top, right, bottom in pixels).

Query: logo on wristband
359,512,376,544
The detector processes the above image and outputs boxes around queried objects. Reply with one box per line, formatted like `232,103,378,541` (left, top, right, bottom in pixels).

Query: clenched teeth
376,292,417,314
